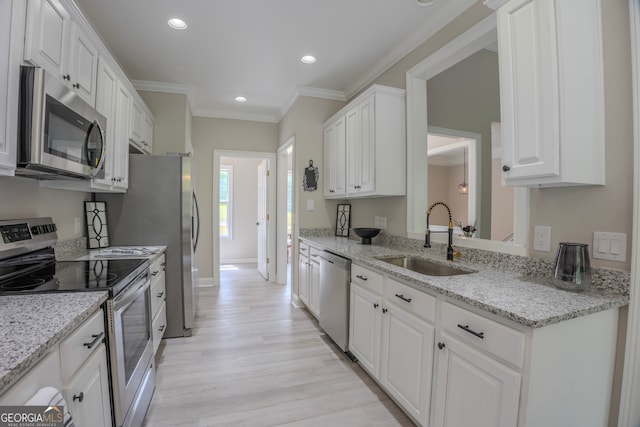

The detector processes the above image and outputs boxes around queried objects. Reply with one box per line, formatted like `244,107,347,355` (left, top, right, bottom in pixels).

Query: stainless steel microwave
17,66,106,180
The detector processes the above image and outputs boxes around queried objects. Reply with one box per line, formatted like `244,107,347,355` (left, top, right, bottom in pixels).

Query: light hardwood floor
142,263,415,426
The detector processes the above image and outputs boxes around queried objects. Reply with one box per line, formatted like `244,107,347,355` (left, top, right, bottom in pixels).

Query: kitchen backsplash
299,228,630,296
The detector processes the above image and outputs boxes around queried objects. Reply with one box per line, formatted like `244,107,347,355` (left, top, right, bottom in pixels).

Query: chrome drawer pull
457,324,485,339
83,332,105,349
395,294,412,303
356,274,368,281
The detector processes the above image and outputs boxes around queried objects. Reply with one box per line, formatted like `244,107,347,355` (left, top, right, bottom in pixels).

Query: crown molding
280,86,347,119
483,0,509,11
344,0,477,99
192,108,279,124
132,80,197,112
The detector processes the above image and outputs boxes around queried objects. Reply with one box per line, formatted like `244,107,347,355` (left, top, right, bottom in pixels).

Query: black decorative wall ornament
85,201,110,248
335,204,351,237
303,160,319,191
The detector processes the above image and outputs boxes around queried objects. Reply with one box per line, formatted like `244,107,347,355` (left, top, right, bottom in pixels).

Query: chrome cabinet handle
83,332,105,349
457,324,485,339
395,294,412,303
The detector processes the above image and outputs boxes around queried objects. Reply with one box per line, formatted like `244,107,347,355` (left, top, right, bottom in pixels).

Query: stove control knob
31,226,39,235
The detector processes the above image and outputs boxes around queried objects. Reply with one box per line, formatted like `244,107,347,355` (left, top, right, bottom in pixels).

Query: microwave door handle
85,120,107,177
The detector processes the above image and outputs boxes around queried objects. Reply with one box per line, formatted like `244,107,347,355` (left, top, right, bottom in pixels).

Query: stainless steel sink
375,256,473,276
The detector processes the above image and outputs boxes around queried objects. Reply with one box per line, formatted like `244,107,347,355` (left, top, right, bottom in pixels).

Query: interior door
257,160,268,280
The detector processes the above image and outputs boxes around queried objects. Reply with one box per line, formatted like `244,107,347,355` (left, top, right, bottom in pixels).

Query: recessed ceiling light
235,96,247,103
168,18,188,30
416,0,437,5
301,55,317,64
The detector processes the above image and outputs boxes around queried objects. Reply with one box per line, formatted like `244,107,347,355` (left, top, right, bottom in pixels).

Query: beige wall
193,117,279,278
428,164,469,227
0,177,89,241
219,157,261,262
278,96,346,230
138,91,190,155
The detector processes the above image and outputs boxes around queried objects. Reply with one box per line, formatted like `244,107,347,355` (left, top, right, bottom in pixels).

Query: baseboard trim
220,258,258,264
198,277,215,287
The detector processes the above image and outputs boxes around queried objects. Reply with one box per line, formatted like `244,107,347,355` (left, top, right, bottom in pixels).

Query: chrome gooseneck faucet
424,201,455,261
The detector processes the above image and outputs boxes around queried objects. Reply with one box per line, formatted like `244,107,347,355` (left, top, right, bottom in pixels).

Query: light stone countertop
0,292,108,395
300,235,628,328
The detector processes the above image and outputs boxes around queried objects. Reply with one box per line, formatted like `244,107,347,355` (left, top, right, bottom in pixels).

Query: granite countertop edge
0,292,109,395
299,236,629,328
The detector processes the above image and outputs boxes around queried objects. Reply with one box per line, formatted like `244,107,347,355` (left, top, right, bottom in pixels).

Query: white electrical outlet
533,225,551,252
374,216,387,229
74,217,82,234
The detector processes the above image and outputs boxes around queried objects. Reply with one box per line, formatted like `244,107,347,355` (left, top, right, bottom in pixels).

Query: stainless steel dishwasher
319,250,354,358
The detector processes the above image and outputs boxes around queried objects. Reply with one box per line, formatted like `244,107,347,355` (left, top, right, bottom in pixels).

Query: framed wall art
335,204,351,237
85,201,110,248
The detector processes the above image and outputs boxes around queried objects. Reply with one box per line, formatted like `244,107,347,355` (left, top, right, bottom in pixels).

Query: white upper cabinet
142,113,154,154
24,0,99,105
0,0,25,176
323,85,406,199
24,0,70,78
323,116,346,197
67,21,99,105
497,0,605,187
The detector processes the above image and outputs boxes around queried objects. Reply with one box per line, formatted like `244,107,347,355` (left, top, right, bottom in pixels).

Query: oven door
108,269,153,427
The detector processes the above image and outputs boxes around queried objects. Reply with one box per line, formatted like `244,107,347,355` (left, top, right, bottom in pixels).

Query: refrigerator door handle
192,191,200,251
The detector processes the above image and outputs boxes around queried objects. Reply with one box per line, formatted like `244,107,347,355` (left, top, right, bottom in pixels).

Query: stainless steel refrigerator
101,153,199,338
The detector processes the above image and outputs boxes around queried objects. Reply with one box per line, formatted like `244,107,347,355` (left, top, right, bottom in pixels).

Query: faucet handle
451,245,461,259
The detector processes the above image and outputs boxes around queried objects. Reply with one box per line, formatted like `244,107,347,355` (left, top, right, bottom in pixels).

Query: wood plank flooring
142,264,415,426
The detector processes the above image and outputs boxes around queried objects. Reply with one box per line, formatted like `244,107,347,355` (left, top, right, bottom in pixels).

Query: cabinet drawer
299,243,310,257
309,247,322,261
59,309,105,381
384,278,436,322
149,253,165,277
351,264,383,294
150,270,166,320
152,302,167,354
441,302,525,368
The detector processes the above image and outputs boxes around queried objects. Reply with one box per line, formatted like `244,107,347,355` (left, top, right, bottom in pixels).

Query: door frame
619,1,640,425
277,137,295,285
212,150,277,286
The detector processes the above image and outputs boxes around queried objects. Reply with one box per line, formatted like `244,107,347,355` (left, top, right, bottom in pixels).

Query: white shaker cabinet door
380,302,434,427
0,0,24,176
24,0,70,78
349,283,382,378
68,22,99,106
431,333,521,427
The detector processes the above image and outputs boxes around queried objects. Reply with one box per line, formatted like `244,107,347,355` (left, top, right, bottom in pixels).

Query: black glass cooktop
0,257,147,296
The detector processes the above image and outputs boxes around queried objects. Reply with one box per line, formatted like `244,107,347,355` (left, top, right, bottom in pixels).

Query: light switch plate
593,232,627,262
533,225,551,252
306,199,315,211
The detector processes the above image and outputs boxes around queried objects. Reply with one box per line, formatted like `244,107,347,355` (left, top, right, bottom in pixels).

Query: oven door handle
112,271,150,312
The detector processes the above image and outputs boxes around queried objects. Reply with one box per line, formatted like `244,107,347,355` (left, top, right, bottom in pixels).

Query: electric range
0,217,155,427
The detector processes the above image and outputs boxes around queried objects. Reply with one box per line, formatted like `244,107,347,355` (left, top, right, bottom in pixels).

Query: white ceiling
73,0,478,122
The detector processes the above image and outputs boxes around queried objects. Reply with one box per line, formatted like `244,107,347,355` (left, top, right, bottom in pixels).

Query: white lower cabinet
349,283,382,377
431,333,521,427
297,242,320,319
298,246,309,306
308,250,321,318
348,263,619,427
380,299,434,426
63,344,111,427
150,253,167,354
0,309,111,427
